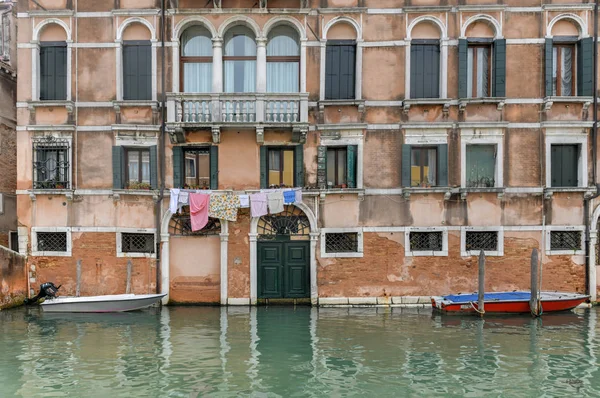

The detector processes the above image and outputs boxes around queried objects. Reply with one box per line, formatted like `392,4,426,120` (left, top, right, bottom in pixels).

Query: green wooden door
258,241,309,299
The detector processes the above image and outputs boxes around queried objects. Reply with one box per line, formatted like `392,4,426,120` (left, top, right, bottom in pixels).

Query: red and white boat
431,291,589,314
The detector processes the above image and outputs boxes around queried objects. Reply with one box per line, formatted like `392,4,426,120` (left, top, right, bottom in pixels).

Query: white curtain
267,62,299,92
476,47,489,97
224,26,256,93
183,63,212,93
427,149,437,186
561,47,573,96
141,151,150,184
182,26,212,56
127,151,138,183
467,48,473,98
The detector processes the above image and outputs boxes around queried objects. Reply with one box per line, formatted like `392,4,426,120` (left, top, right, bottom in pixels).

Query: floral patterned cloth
208,193,240,222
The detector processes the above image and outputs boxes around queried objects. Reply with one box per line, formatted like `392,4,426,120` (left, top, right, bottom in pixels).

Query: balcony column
256,37,267,93
300,39,307,92
212,38,223,122
172,42,180,93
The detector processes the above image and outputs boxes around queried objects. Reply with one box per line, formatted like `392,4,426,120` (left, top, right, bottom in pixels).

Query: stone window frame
31,227,72,257
320,227,364,258
116,228,157,258
460,128,504,188
545,129,588,188
319,133,364,189
405,227,448,257
31,132,74,193
545,225,585,256
460,226,504,257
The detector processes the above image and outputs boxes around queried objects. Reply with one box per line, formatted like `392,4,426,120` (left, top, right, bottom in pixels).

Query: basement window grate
121,233,155,253
465,231,498,252
37,232,67,252
550,231,581,251
325,233,358,253
410,231,443,252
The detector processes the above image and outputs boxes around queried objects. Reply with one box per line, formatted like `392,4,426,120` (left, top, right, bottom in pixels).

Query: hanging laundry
169,188,180,214
189,193,210,231
238,194,250,208
294,188,303,204
177,191,190,213
250,193,268,218
209,193,240,222
268,191,285,214
283,189,296,204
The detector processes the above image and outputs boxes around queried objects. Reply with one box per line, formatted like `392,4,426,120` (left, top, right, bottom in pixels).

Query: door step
256,298,311,306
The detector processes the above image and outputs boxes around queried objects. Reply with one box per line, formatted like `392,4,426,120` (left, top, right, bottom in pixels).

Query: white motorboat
40,293,167,313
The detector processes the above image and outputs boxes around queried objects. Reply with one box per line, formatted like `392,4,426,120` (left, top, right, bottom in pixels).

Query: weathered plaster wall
0,246,27,309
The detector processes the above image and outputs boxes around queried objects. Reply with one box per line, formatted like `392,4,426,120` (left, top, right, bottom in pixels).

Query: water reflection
0,306,598,397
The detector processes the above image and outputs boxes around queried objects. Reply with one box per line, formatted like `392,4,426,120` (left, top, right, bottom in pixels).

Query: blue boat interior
443,292,531,303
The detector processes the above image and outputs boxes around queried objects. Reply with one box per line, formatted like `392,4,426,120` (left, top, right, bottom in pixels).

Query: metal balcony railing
167,92,309,125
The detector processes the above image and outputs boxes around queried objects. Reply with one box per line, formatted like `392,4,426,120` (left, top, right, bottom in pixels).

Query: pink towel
250,193,268,218
189,193,210,231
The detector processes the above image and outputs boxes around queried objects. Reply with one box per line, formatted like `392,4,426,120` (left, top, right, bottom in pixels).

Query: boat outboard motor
24,282,61,305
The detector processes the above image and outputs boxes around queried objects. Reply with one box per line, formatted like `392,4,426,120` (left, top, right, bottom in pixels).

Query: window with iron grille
169,207,221,236
410,231,443,252
37,232,67,252
550,231,581,251
33,137,70,190
325,233,358,253
121,233,155,253
465,231,498,252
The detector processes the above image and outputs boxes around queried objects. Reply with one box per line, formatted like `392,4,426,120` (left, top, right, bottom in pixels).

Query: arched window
38,23,68,101
547,18,588,97
325,22,357,100
122,23,152,100
223,26,256,93
410,21,441,99
267,25,300,93
181,26,213,93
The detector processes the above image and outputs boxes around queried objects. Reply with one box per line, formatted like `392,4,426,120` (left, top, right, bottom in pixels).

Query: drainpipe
584,0,599,300
155,0,167,294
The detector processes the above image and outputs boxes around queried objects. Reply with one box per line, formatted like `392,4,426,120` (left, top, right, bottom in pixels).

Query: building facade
15,0,600,304
0,0,17,251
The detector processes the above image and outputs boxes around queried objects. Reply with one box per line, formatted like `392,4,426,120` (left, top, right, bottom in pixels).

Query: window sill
543,96,593,112
113,100,159,108
544,187,597,199
29,189,74,200
458,98,506,111
321,252,364,258
112,189,158,200
546,249,585,256
405,250,448,257
28,100,74,110
319,99,365,111
461,250,503,257
403,99,451,114
31,251,72,257
459,187,505,199
116,252,156,258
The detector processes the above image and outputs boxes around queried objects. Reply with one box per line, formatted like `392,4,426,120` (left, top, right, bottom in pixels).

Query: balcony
167,92,309,128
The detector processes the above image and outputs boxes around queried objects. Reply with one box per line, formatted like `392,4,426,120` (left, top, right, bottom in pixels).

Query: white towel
267,191,284,214
294,188,302,204
178,190,189,213
239,194,250,208
169,189,180,214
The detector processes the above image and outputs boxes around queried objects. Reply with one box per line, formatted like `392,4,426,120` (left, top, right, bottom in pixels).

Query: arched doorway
256,206,311,299
250,203,318,304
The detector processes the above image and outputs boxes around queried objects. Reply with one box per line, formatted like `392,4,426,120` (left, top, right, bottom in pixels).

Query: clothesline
169,188,303,231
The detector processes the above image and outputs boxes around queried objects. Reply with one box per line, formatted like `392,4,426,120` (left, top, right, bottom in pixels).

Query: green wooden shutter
40,44,67,101
341,45,356,100
577,37,593,96
40,46,51,100
317,146,327,189
294,145,305,188
545,38,554,97
493,39,506,97
260,146,268,189
411,44,440,99
325,45,339,100
172,146,183,188
210,145,219,190
402,144,411,187
410,45,423,98
149,145,158,189
437,144,448,187
346,145,357,188
458,39,468,99
112,146,124,189
552,145,578,187
550,145,560,187
123,45,136,100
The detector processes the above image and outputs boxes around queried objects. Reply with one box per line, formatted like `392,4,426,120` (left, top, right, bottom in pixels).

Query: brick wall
31,232,157,297
0,245,26,309
0,124,16,193
227,209,251,298
317,231,585,298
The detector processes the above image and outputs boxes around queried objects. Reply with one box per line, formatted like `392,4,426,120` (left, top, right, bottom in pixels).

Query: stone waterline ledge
318,297,433,308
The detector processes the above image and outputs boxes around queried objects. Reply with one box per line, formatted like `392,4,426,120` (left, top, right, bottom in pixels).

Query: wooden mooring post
530,248,540,317
478,250,485,317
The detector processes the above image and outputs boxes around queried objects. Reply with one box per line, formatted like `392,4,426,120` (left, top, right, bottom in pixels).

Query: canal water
1,306,599,397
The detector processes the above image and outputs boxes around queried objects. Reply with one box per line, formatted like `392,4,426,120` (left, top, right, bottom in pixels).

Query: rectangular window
121,233,155,254
325,233,359,253
9,231,18,252
325,41,356,100
326,147,348,188
466,144,496,188
467,45,492,98
551,144,578,187
267,148,295,188
409,231,443,252
183,148,210,189
37,232,67,252
40,42,67,101
553,44,576,96
550,230,581,251
33,138,70,190
410,41,440,99
465,231,498,252
410,147,437,187
123,41,152,100
126,148,151,188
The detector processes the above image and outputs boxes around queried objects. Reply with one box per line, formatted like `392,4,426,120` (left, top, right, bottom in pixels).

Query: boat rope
470,301,485,315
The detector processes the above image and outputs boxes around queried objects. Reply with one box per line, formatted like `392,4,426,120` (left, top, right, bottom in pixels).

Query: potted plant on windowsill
127,182,152,190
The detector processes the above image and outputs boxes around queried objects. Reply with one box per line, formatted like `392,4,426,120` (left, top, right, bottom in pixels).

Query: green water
0,306,599,397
